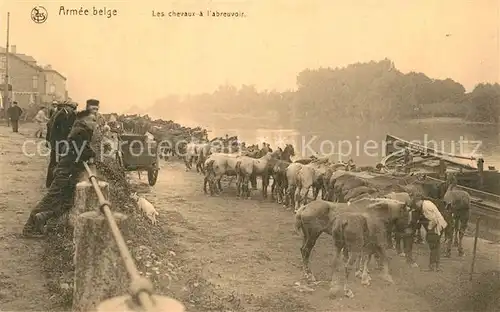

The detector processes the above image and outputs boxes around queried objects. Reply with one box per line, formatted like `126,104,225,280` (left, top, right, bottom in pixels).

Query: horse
443,173,471,257
269,144,295,200
306,158,332,200
235,157,254,199
203,153,240,195
294,199,410,297
250,150,282,199
272,160,291,204
185,142,211,173
333,175,368,203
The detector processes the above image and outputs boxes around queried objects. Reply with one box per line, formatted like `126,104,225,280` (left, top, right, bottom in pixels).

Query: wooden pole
3,12,10,125
469,216,481,281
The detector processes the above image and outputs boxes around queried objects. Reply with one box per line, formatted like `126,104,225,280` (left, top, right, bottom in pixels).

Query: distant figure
266,143,273,153
33,106,49,138
438,159,447,178
7,101,23,133
404,148,413,173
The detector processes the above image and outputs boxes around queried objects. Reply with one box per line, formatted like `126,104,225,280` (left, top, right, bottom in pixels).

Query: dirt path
0,124,52,310
147,160,500,312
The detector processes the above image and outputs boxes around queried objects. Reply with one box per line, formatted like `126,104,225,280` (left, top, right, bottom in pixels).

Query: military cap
86,99,99,106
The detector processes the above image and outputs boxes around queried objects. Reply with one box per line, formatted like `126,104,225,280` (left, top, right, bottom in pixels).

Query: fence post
72,211,129,312
95,295,185,312
70,180,109,227
469,216,481,281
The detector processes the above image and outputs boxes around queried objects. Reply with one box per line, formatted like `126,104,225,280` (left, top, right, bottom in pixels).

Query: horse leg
217,177,223,193
184,156,191,171
444,220,453,257
415,224,424,244
403,229,418,268
285,184,294,208
250,174,257,190
395,229,405,257
271,176,277,200
262,174,269,199
301,228,321,282
377,246,394,284
453,216,460,247
203,174,209,194
236,174,242,198
303,187,311,205
359,253,372,285
329,242,344,297
457,210,469,256
294,186,302,211
342,250,361,298
244,175,251,199
385,221,395,250
312,185,319,200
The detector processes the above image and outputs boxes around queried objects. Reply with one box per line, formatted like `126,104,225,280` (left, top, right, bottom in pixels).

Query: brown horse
443,173,471,256
294,199,408,297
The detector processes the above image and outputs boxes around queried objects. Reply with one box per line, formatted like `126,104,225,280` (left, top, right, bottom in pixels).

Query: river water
178,117,500,168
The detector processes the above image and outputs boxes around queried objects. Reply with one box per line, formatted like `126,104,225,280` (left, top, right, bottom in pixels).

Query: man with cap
7,101,23,133
411,196,448,271
45,101,78,187
22,110,98,238
86,98,99,114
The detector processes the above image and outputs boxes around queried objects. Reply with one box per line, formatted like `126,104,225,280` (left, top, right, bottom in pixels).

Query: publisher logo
31,6,48,24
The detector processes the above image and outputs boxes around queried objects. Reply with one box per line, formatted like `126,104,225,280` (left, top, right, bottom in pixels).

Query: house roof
0,47,66,80
43,68,67,81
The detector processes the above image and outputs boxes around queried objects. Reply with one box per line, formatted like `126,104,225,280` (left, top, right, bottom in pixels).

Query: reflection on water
206,119,500,167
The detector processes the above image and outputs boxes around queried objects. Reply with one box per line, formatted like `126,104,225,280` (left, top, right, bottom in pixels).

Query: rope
82,161,155,311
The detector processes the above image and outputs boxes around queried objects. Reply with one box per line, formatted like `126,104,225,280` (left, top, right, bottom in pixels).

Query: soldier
22,110,98,238
411,197,448,271
45,101,78,187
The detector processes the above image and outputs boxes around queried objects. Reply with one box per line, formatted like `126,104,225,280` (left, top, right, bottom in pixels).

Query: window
32,75,38,89
49,84,55,94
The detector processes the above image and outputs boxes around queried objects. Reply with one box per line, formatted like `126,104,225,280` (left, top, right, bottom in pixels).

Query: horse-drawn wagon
116,133,160,186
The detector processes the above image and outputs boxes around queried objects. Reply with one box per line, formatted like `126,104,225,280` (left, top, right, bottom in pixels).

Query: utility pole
3,12,10,126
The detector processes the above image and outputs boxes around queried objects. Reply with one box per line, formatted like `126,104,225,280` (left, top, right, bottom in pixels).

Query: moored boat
381,134,500,237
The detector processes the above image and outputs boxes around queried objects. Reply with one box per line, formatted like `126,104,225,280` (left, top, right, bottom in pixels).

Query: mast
3,12,10,124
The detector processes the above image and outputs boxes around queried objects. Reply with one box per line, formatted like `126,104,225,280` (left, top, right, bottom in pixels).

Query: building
0,45,68,108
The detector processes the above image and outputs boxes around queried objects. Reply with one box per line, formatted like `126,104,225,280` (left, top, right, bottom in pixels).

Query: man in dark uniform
22,109,98,238
7,101,23,132
45,101,78,187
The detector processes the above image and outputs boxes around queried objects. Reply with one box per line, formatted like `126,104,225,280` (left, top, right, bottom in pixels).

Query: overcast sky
0,0,498,113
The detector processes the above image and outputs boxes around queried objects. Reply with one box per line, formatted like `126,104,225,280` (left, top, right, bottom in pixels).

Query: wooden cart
116,133,160,186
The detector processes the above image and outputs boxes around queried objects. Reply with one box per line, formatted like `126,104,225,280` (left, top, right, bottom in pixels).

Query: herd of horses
181,140,472,298
97,113,472,299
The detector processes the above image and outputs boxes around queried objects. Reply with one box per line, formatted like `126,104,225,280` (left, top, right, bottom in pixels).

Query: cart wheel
148,168,159,186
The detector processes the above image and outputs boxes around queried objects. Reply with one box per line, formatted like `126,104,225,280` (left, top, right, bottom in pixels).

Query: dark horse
270,144,295,200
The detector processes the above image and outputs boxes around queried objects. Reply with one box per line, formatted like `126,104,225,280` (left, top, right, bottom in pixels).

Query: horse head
282,144,295,161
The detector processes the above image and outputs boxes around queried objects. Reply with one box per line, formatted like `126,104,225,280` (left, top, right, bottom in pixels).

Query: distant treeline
152,59,500,128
